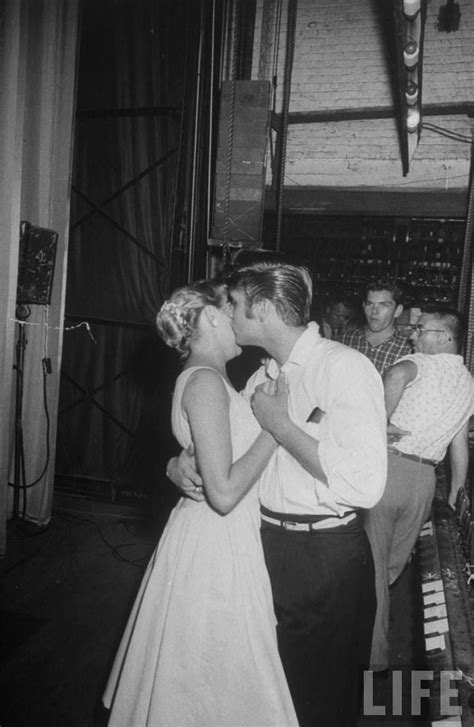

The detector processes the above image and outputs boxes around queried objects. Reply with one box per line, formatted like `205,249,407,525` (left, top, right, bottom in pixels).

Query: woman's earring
211,318,218,327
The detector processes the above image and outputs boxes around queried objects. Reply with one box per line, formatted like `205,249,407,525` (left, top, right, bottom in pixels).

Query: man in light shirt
366,306,474,670
168,262,387,727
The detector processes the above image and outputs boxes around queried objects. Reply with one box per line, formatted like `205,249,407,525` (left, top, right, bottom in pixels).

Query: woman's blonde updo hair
156,278,228,358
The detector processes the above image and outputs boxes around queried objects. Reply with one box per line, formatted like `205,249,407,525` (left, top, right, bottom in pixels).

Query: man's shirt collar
265,322,321,379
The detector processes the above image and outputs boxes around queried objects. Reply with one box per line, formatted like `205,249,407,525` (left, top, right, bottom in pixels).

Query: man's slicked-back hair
227,262,313,326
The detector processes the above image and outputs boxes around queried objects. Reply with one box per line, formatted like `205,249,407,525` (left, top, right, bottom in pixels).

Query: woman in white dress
103,278,297,726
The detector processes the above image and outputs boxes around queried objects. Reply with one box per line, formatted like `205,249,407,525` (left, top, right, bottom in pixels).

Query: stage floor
0,492,425,727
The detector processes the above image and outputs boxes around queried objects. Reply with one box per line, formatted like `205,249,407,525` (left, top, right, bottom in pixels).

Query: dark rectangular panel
211,80,271,244
17,222,58,305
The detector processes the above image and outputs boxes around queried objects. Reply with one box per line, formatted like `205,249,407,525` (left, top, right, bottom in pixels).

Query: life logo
362,668,463,721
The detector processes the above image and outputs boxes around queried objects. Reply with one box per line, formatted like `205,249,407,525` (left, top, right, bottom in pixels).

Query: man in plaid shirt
341,279,412,374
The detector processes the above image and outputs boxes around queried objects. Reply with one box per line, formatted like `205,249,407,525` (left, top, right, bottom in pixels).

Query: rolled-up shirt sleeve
316,354,387,510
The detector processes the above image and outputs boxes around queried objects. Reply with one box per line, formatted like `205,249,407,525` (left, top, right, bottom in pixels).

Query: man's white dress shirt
242,322,387,517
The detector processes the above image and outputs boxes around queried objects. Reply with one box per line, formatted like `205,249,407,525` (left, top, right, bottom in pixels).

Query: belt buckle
283,520,307,531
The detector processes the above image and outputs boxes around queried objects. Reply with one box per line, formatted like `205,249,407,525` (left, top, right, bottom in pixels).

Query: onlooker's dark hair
326,291,359,312
365,278,405,306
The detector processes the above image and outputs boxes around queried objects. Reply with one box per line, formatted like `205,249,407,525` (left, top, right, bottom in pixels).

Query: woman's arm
183,369,277,514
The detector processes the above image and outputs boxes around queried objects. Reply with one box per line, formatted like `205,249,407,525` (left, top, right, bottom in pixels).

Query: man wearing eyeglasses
365,306,474,670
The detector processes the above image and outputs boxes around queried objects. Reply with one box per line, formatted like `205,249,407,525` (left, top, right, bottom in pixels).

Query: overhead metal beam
76,106,180,119
264,187,469,218
271,102,474,129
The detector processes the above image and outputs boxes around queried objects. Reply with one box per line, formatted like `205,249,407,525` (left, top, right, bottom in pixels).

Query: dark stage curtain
1,0,80,543
56,0,188,512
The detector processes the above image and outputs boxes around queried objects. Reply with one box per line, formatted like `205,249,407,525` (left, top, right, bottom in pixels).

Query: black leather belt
388,446,437,467
260,505,357,531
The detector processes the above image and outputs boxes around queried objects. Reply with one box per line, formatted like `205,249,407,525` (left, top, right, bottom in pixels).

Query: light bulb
404,40,419,68
403,0,421,19
407,108,420,133
405,80,418,105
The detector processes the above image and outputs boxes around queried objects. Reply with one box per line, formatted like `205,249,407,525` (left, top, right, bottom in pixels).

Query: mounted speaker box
211,80,271,245
17,221,58,306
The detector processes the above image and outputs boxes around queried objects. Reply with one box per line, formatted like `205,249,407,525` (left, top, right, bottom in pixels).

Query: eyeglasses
408,324,447,334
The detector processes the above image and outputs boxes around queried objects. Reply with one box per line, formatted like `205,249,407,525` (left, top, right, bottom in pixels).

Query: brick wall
252,0,473,189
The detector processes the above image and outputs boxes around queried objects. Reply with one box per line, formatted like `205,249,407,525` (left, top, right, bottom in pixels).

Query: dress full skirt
104,367,297,726
103,495,297,726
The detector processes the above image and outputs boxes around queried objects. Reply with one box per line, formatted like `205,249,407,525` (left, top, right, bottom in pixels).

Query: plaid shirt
341,328,412,375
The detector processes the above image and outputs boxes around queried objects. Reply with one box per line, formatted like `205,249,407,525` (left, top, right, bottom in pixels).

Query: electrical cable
8,357,51,502
25,359,51,489
9,305,53,520
422,121,471,143
55,510,155,568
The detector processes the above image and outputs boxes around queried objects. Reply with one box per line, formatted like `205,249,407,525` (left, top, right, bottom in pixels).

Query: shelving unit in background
264,214,465,308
